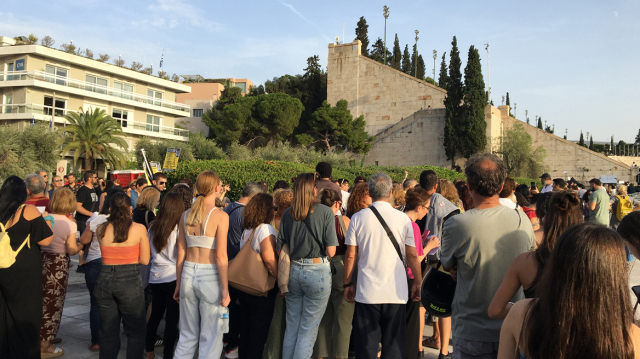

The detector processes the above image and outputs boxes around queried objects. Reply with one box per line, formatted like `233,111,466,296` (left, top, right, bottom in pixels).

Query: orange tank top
100,244,140,265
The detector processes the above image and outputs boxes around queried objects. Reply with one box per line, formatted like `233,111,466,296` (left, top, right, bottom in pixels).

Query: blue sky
2,0,638,142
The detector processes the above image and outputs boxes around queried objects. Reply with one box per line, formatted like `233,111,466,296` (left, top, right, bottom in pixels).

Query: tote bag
228,228,276,297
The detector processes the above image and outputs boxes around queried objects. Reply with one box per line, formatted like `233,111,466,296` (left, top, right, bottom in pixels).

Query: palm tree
60,107,128,171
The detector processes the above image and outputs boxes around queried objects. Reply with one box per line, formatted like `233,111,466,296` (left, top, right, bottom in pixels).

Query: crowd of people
1,156,640,359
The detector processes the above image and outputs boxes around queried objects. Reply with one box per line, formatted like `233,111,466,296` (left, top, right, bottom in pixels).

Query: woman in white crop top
173,171,230,359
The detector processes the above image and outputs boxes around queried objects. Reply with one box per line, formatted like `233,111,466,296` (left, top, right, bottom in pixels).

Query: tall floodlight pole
433,49,437,80
485,42,490,103
383,6,389,65
514,103,517,118
414,30,419,77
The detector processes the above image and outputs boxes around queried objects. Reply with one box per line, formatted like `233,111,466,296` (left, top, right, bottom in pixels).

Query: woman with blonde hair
173,171,230,358
39,188,81,357
278,173,338,359
439,179,463,211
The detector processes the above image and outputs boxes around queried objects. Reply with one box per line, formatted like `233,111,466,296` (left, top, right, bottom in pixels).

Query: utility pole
383,6,389,66
525,109,529,124
433,49,437,81
514,103,517,118
565,128,568,139
414,30,419,77
502,95,505,106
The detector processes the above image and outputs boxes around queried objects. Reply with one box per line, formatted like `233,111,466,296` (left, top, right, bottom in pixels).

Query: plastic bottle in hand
220,307,229,333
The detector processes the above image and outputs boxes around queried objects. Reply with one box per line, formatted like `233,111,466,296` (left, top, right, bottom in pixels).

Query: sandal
423,337,441,349
49,338,62,345
41,346,64,358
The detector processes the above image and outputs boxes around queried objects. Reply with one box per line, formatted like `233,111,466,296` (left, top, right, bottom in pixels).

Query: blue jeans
283,259,331,359
95,264,146,359
84,258,102,345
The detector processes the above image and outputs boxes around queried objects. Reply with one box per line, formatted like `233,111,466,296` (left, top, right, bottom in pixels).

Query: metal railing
0,103,190,138
0,70,190,113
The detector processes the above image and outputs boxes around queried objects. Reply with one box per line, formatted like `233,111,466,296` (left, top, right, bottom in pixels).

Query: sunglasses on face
159,181,167,185
54,179,62,182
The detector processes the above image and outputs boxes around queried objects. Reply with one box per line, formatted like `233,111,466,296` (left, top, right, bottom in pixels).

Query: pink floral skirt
40,252,69,342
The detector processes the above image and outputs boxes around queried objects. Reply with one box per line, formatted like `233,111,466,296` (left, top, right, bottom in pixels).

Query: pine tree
410,44,417,76
537,117,543,129
443,36,463,167
589,136,594,150
355,17,369,56
369,38,389,64
460,45,487,157
392,34,401,70
438,52,448,89
579,132,585,146
401,45,411,74
416,55,426,80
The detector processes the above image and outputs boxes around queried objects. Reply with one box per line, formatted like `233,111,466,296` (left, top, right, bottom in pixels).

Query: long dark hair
618,211,640,255
526,223,634,359
100,192,132,244
0,176,28,223
150,193,185,252
533,191,583,287
454,181,474,211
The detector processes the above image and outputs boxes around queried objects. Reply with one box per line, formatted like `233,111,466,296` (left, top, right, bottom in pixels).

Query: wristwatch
342,282,353,288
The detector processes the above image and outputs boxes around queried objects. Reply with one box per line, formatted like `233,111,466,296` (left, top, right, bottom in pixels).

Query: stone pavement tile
58,316,89,331
62,304,92,318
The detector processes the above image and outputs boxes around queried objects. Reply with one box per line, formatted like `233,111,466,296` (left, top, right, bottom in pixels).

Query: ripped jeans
173,262,226,359
282,259,331,359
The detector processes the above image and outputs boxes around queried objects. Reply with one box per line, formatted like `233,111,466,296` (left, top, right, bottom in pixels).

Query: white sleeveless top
183,208,217,249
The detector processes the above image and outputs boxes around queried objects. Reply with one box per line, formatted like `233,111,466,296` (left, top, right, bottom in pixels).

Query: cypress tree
589,135,594,149
579,132,585,146
506,92,512,116
443,36,463,167
410,44,417,76
416,54,426,80
460,45,487,157
392,34,401,70
401,45,411,74
438,52,448,89
537,117,543,129
354,17,369,56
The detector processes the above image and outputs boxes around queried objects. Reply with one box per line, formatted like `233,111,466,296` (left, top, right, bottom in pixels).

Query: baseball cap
540,173,551,179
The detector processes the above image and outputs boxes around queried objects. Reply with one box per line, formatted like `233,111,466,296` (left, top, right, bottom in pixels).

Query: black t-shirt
76,186,99,221
133,208,156,230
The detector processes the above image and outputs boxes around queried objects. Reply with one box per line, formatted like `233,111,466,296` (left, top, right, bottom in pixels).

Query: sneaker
438,353,451,359
76,264,86,273
224,347,239,359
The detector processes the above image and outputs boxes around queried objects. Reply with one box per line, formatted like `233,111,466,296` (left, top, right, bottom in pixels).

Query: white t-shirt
149,225,179,283
345,201,415,304
541,184,553,193
240,223,277,254
499,197,517,209
86,213,108,263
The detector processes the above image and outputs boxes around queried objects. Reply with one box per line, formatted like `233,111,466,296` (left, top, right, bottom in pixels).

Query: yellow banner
163,148,181,171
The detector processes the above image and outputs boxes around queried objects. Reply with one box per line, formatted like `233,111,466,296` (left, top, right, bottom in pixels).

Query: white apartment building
0,36,191,174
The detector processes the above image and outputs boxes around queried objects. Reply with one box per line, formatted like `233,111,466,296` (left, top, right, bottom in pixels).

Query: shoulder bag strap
227,204,243,216
369,206,407,272
302,218,325,255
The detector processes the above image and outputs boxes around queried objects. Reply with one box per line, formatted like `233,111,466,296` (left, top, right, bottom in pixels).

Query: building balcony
0,103,189,141
0,70,190,116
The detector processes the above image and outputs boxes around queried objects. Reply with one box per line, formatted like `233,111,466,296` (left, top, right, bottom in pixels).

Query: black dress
0,208,53,359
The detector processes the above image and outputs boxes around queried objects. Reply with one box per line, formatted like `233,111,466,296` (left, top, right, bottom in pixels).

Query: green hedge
167,160,540,201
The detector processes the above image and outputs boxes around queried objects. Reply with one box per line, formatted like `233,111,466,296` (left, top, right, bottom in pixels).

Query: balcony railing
0,70,190,113
0,103,190,138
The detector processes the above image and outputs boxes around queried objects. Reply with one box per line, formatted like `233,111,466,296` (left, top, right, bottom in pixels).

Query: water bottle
220,307,229,334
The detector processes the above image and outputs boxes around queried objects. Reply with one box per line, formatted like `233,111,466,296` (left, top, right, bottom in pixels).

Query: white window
45,65,68,86
3,63,13,81
44,96,66,116
192,109,203,117
85,74,108,94
3,93,12,113
147,89,163,106
146,115,160,132
114,81,134,100
112,109,128,128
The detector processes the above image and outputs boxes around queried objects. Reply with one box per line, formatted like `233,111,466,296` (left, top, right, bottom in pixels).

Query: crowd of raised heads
1,157,640,359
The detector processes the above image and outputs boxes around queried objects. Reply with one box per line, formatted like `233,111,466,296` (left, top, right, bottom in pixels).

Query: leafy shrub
0,124,61,182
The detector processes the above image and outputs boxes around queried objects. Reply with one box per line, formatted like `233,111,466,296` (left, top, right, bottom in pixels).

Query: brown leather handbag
228,229,276,297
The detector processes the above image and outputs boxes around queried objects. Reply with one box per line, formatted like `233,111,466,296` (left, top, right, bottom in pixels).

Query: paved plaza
54,257,640,359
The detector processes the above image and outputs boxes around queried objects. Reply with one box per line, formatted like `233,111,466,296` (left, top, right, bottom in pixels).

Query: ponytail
186,171,220,226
